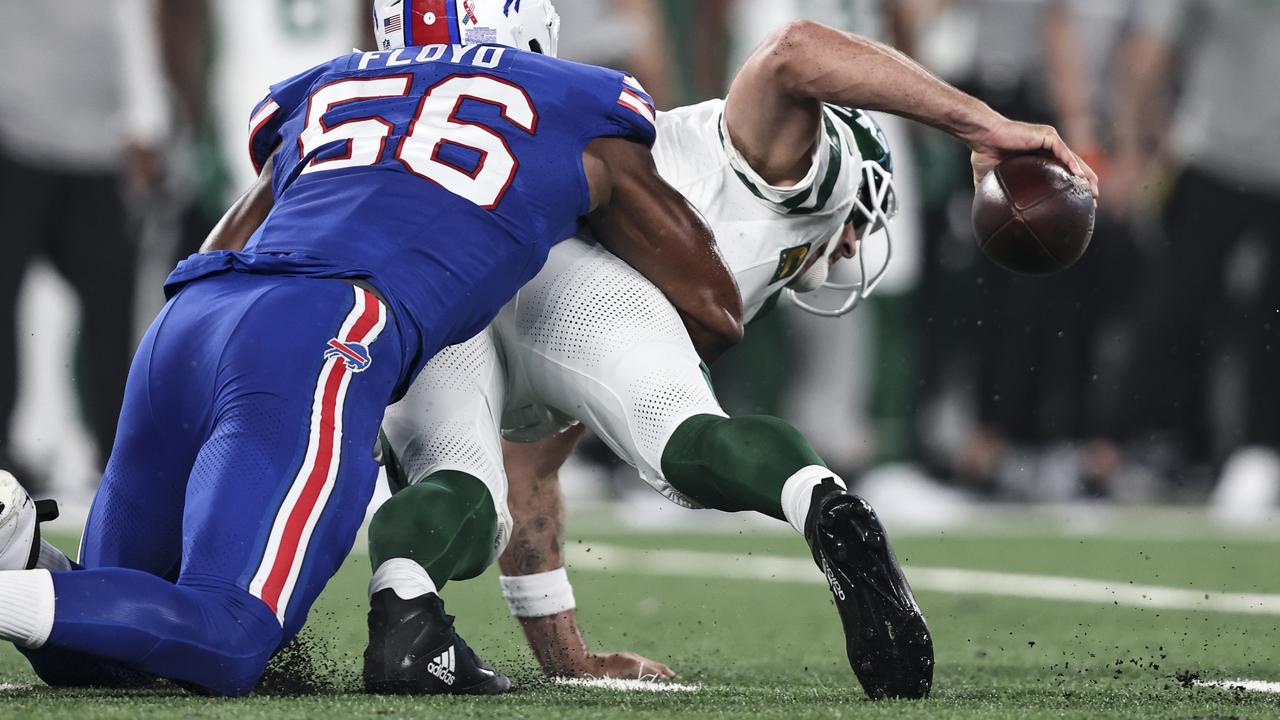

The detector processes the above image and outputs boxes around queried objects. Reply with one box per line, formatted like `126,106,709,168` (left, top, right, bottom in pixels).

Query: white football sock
781,466,847,535
0,569,55,648
369,558,438,600
37,540,73,572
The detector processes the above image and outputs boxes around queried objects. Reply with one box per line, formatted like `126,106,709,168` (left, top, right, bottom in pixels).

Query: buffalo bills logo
325,339,372,373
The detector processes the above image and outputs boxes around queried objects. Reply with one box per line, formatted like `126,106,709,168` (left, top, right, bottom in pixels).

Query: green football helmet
786,106,898,318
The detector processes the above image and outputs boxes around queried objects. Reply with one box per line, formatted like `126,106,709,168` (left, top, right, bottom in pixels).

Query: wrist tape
499,567,576,618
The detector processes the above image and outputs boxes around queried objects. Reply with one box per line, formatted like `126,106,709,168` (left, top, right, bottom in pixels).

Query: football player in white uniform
0,15,1095,700
369,19,1097,699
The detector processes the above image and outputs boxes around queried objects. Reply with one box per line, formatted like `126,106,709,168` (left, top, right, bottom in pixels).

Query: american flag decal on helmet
383,13,403,35
617,75,656,124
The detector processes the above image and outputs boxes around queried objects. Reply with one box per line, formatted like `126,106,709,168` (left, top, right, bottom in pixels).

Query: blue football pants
20,272,402,695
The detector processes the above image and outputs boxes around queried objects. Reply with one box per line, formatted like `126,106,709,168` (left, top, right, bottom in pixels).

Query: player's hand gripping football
967,119,1100,198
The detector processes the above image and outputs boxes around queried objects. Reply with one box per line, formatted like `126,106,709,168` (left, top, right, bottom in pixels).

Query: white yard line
1195,679,1280,694
567,544,1280,616
553,677,700,693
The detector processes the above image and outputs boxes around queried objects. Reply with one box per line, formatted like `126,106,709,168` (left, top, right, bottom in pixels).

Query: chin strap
785,161,897,318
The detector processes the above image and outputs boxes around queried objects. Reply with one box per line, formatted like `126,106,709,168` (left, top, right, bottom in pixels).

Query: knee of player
172,583,285,696
672,414,811,460
371,472,497,543
208,625,283,696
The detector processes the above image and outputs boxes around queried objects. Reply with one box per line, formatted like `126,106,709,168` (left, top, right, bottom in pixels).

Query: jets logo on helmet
372,0,560,56
786,106,899,318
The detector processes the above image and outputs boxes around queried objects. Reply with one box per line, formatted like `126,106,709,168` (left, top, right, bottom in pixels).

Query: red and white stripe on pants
249,286,387,623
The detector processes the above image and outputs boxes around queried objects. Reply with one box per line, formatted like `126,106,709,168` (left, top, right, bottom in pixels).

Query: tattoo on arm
498,431,580,577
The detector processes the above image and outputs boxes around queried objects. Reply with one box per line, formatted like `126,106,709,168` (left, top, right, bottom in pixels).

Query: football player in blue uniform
0,0,743,697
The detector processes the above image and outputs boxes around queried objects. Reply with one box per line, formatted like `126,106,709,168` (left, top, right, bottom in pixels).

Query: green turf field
2,516,1277,719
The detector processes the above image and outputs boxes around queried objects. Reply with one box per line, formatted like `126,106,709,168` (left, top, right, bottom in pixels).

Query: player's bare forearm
499,431,576,675
516,610,675,680
729,21,997,162
727,20,1097,194
517,609,593,677
499,429,676,679
499,430,582,578
583,138,744,363
200,156,275,253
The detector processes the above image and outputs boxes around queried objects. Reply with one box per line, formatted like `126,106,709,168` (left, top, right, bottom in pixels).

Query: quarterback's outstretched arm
726,20,1098,194
500,19,1109,684
496,428,676,679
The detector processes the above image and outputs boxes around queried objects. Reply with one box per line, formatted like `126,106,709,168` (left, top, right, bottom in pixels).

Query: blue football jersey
167,44,656,372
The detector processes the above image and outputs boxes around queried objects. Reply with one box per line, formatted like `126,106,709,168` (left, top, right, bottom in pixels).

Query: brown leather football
972,155,1096,276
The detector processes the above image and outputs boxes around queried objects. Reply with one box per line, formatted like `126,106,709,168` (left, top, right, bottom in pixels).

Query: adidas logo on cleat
427,645,457,686
821,559,846,601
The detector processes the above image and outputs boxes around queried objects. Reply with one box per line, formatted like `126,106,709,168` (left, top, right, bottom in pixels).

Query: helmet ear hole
528,39,544,54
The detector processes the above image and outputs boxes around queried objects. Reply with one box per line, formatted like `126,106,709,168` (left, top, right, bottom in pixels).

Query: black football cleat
363,589,513,695
804,481,934,699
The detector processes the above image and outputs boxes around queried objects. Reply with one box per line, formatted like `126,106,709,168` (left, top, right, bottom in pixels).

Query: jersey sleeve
720,105,861,219
246,61,332,174
247,92,284,174
598,74,658,148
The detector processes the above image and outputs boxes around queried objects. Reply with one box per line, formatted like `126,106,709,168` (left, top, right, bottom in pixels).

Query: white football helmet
786,107,898,318
372,0,560,56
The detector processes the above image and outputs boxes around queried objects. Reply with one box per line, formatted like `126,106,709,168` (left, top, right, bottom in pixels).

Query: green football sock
367,470,497,589
660,414,827,521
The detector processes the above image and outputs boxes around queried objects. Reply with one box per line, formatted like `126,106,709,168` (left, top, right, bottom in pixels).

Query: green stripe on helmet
825,104,892,174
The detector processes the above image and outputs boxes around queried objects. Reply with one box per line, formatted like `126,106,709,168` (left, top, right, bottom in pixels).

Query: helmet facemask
787,109,898,318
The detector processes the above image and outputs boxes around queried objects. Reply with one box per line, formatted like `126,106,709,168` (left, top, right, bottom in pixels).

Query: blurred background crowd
2,0,1277,524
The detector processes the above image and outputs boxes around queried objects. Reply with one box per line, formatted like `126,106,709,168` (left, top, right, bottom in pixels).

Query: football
972,154,1097,275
